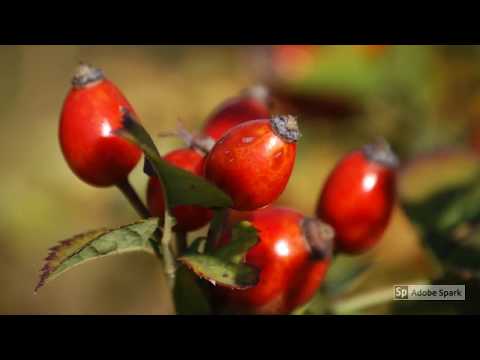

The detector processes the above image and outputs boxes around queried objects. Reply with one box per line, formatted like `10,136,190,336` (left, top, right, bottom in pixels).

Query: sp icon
394,286,409,300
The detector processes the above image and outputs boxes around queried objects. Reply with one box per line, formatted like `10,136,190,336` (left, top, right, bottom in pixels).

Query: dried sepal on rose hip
316,140,399,254
204,115,300,211
173,85,273,155
59,63,142,187
147,148,213,232
211,206,334,315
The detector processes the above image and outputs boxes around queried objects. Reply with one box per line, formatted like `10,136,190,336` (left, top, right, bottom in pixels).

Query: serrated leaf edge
178,255,259,290
35,219,159,293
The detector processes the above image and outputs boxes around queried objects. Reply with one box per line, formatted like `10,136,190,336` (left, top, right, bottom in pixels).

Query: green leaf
178,254,259,289
398,148,480,205
115,114,232,209
291,292,330,315
400,173,480,279
299,55,384,99
424,228,480,278
179,221,260,289
330,285,397,315
290,45,404,100
35,218,159,292
401,184,470,234
323,255,372,297
173,266,211,315
436,181,480,232
400,153,480,232
401,176,480,279
214,221,258,264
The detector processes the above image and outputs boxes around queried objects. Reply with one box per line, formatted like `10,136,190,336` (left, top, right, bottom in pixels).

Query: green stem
116,178,150,219
331,287,395,315
161,213,176,289
331,279,429,314
206,208,228,253
116,178,164,261
149,235,163,260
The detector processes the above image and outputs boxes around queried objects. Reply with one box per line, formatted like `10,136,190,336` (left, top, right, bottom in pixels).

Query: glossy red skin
202,97,270,142
147,148,213,232
213,207,330,315
204,119,296,211
316,150,396,254
59,79,142,187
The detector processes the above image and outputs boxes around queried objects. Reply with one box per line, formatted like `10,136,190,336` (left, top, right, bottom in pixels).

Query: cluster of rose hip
59,64,398,314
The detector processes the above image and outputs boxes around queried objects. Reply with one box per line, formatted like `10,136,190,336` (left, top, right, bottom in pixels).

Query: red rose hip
59,64,142,187
147,148,213,232
204,115,300,211
316,141,398,254
202,86,271,142
213,207,334,315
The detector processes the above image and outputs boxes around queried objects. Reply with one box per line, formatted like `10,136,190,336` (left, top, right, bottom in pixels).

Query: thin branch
161,213,176,289
116,178,150,219
331,279,429,314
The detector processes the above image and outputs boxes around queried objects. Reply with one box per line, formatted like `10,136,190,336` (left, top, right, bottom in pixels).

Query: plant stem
206,208,228,253
162,213,176,289
116,178,150,219
149,237,163,259
331,279,429,314
331,286,395,315
175,231,188,256
116,178,164,262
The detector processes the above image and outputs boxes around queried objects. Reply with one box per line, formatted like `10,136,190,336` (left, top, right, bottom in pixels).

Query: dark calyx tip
270,115,301,143
72,63,104,88
120,107,136,128
362,139,399,169
302,218,335,261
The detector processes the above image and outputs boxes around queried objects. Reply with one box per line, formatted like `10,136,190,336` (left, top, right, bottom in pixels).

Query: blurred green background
2,45,480,314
